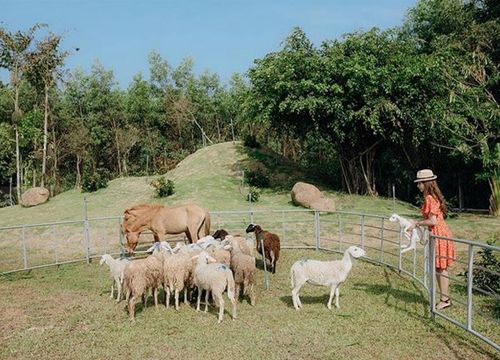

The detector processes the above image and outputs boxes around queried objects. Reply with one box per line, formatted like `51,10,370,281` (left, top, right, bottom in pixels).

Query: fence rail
0,209,498,351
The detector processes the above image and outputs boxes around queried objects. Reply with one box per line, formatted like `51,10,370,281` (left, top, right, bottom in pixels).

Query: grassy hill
0,141,499,359
0,141,497,242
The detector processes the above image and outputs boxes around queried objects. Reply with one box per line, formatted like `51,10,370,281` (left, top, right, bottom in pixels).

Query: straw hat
414,169,437,183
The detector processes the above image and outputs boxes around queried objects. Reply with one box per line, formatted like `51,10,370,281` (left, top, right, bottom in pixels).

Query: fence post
398,228,403,272
119,216,125,257
337,213,342,252
360,215,365,249
315,211,320,251
466,244,474,330
380,218,385,263
282,211,286,245
52,224,58,264
260,235,269,290
22,225,27,269
83,197,91,263
429,235,436,320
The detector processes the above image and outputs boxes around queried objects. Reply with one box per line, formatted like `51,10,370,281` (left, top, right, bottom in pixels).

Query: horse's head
123,230,140,253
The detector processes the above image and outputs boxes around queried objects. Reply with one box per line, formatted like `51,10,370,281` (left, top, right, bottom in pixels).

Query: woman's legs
436,267,451,309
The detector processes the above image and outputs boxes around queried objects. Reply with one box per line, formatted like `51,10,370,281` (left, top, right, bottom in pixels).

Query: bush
244,165,270,188
470,239,500,294
460,239,500,317
244,135,260,149
246,187,260,202
82,169,109,193
151,177,175,197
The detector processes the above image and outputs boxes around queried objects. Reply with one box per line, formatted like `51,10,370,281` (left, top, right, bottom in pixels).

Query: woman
411,169,455,310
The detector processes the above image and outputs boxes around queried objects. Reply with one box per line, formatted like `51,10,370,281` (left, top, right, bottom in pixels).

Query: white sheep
225,235,256,305
388,213,428,253
192,251,237,323
122,248,166,321
99,254,130,302
163,252,194,310
290,246,366,310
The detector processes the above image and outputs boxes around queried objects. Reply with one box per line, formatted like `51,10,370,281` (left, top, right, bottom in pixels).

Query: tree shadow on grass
353,267,498,359
233,143,331,192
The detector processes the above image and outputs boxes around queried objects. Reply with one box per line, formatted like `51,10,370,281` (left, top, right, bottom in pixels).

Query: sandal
436,298,452,310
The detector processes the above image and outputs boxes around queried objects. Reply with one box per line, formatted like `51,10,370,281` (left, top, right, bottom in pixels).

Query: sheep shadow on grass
255,258,277,272
279,294,340,309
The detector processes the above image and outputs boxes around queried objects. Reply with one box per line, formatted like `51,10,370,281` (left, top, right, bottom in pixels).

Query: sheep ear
223,244,232,250
191,255,200,261
207,255,217,263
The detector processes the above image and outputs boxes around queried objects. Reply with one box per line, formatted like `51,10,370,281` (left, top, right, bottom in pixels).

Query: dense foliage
150,177,175,198
0,0,498,211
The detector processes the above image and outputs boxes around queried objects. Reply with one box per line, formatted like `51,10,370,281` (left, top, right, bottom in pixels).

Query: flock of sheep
100,223,366,322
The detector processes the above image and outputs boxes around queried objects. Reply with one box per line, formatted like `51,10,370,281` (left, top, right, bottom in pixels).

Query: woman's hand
408,220,418,232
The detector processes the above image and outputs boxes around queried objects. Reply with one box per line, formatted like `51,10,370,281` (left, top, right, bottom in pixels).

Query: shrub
460,239,500,317
246,187,260,202
244,135,260,149
244,164,270,188
470,239,500,294
151,177,175,197
82,168,109,193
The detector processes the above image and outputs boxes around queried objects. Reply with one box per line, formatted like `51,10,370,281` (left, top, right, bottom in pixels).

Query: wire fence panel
0,208,497,351
429,236,500,351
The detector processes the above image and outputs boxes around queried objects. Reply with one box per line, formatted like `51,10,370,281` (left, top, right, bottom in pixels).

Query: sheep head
245,224,262,233
347,246,366,259
388,214,399,222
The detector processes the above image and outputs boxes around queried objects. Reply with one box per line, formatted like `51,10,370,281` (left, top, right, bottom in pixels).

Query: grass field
0,141,499,359
0,249,498,360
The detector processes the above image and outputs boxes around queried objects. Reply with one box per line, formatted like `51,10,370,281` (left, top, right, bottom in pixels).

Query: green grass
0,249,498,360
0,141,499,359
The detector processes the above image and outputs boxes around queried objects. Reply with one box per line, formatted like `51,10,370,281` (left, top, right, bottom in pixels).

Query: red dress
422,195,455,269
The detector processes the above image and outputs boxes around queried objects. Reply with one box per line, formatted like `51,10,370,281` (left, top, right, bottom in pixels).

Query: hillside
0,142,497,242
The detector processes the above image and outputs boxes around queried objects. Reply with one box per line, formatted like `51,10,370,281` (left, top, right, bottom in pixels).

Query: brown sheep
245,224,280,274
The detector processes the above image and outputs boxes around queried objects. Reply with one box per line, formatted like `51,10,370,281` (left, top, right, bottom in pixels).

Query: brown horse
122,203,211,252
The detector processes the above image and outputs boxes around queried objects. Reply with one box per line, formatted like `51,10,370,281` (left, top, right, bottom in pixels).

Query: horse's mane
123,204,164,224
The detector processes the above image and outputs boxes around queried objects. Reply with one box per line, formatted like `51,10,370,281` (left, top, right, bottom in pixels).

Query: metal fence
0,209,498,351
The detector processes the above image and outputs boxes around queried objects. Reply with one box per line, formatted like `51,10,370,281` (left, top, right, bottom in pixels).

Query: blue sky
1,0,417,87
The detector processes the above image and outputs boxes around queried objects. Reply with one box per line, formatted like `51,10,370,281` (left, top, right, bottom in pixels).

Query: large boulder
21,187,50,207
291,182,335,212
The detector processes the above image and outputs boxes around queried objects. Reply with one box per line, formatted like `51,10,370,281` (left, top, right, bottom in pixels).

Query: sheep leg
110,281,114,299
116,279,122,302
270,251,276,274
249,283,256,306
128,296,136,321
291,282,305,310
327,284,338,310
215,294,224,323
229,293,237,320
153,287,158,308
234,283,241,302
175,289,179,310
166,287,171,309
196,289,201,312
335,286,340,309
204,290,210,312
183,288,188,304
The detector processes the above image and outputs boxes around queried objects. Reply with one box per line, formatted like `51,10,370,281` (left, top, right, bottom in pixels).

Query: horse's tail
204,211,211,236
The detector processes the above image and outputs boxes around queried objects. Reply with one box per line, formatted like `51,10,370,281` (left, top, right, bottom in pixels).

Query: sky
1,0,417,88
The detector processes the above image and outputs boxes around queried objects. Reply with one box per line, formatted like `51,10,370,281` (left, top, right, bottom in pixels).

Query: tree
0,23,44,201
25,32,68,188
